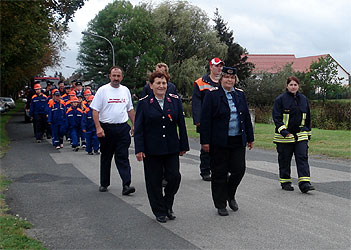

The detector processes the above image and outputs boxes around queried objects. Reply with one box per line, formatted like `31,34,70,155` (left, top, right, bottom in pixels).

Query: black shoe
228,199,239,211
47,136,51,139
166,209,176,220
217,208,229,216
99,186,108,192
122,185,135,195
36,140,41,143
156,216,167,223
281,183,294,191
73,147,79,152
87,152,93,155
162,178,168,187
202,174,211,181
299,182,315,193
94,150,100,155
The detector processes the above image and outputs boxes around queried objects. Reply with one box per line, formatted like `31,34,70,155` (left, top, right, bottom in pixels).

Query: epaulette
235,87,244,92
209,87,218,91
139,95,148,101
169,93,179,99
66,107,72,113
43,94,48,98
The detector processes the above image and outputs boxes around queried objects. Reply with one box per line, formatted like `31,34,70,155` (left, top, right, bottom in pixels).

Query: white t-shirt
90,83,133,124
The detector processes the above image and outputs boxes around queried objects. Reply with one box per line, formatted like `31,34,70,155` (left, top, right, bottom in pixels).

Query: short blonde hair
155,63,169,72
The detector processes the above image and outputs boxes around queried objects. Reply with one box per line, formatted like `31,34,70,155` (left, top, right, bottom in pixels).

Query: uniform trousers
143,153,181,217
99,122,131,188
51,123,65,146
276,140,310,183
197,125,211,176
33,114,47,140
210,136,246,209
85,131,99,153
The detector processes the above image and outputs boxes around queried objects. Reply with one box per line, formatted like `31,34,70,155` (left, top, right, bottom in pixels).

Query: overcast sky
46,0,351,78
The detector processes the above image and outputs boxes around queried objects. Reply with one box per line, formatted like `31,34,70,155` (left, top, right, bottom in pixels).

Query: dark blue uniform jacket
66,107,83,129
47,100,66,125
81,107,96,132
29,94,48,116
134,93,189,156
200,86,254,147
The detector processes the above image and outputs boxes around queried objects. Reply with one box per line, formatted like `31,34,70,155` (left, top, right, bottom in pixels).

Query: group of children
29,81,100,155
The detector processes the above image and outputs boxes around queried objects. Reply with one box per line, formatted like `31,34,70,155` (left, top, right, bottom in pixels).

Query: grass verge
185,117,351,159
0,102,47,250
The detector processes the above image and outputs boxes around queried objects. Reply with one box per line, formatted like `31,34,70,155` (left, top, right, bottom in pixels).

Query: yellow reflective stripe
280,178,292,183
296,131,309,141
300,113,306,127
298,177,310,183
273,133,295,143
278,125,287,133
283,113,289,127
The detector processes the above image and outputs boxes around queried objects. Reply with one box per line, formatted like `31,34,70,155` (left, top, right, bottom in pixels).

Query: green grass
0,102,47,250
184,117,351,159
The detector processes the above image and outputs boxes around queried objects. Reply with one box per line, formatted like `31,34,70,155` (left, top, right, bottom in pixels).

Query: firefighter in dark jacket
192,57,224,181
30,83,48,142
273,76,315,193
200,67,254,216
134,71,189,223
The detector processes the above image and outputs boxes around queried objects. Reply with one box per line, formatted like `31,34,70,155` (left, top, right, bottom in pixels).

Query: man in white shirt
90,66,136,195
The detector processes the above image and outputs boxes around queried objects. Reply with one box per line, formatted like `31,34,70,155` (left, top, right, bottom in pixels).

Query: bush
182,101,192,118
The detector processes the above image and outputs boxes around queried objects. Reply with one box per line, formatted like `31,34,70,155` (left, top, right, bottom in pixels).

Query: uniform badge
150,98,154,104
209,87,218,91
169,93,179,99
166,97,172,102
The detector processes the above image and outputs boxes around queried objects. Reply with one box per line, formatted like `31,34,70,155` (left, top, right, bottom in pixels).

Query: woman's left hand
136,152,145,161
247,141,254,150
179,151,186,156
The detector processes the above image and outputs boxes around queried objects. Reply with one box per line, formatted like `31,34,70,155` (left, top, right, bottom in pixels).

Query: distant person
200,66,254,216
134,71,189,223
82,95,100,155
75,81,84,96
47,90,66,149
273,76,315,193
29,84,48,143
90,66,136,195
140,63,178,98
192,57,224,181
58,81,65,96
66,96,83,152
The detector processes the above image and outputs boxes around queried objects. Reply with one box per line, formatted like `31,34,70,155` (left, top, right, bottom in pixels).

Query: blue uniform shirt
224,88,241,136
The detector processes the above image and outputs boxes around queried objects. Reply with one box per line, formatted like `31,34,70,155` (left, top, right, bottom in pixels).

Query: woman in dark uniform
134,71,189,223
200,66,254,216
272,76,314,193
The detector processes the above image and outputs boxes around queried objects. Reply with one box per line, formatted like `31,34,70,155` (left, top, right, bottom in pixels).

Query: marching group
28,58,315,223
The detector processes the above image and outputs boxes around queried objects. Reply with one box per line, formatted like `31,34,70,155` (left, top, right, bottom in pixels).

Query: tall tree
78,0,163,89
0,0,85,97
306,55,344,101
151,1,227,96
212,9,253,86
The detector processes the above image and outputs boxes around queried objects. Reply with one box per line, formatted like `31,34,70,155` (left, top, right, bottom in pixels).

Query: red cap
209,58,224,67
84,89,91,95
70,96,79,102
87,95,94,101
34,84,41,90
69,91,76,96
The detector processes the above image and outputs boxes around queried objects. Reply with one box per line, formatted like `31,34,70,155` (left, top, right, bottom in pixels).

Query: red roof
245,54,329,73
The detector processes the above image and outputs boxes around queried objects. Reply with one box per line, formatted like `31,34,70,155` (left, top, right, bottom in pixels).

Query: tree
306,55,344,101
0,0,86,97
213,9,254,86
151,1,227,96
78,0,163,90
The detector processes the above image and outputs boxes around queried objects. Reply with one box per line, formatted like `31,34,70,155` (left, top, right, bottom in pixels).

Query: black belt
100,122,127,126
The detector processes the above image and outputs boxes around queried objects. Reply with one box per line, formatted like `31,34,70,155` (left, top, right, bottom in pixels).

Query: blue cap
222,67,237,75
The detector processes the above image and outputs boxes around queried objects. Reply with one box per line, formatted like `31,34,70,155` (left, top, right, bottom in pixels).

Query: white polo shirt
90,83,133,124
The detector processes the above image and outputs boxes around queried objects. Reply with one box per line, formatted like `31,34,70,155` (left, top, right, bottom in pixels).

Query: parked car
0,100,9,113
0,97,15,109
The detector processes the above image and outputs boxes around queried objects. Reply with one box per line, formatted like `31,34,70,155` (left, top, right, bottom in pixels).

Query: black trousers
210,136,246,209
99,122,131,188
276,140,311,184
143,153,181,217
33,114,47,140
197,126,211,176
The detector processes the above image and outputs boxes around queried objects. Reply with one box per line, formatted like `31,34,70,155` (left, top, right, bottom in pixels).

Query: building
245,54,350,85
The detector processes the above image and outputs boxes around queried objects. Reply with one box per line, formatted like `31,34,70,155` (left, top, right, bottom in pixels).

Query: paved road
1,113,350,250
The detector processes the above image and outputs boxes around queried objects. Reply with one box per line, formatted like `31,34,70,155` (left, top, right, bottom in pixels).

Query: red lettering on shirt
107,98,126,103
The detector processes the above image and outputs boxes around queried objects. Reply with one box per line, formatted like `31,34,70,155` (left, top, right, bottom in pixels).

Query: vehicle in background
33,76,60,89
0,100,9,113
0,97,15,109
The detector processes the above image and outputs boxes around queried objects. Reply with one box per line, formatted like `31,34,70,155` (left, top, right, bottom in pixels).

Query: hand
136,152,145,161
179,151,186,156
96,127,105,138
82,129,86,133
130,125,134,137
202,144,210,152
247,141,254,150
196,123,200,127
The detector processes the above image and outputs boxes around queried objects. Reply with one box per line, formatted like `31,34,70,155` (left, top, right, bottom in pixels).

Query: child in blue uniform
82,95,100,155
30,84,48,142
66,96,83,151
47,90,66,149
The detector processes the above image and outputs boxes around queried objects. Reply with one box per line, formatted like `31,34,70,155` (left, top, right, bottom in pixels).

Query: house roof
245,54,349,76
